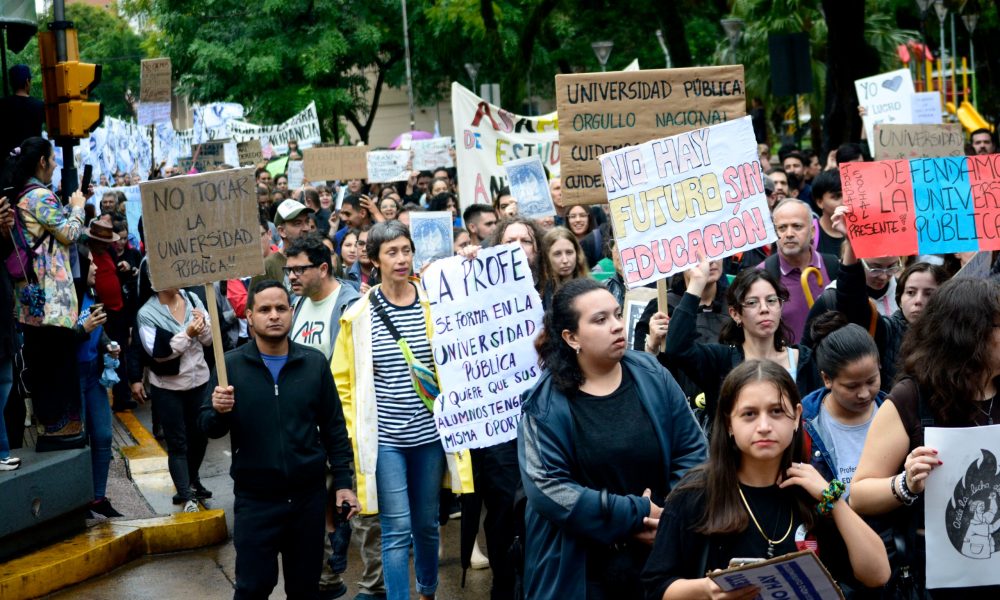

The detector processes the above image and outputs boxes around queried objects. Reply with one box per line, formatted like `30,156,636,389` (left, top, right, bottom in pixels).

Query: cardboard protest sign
912,91,943,124
227,101,322,155
366,150,410,183
191,141,228,169
451,83,559,207
302,146,369,181
412,137,454,171
599,116,775,288
855,69,916,144
140,168,264,290
410,211,453,272
709,551,844,600
504,156,555,219
839,154,1000,258
138,58,171,126
422,243,544,452
287,160,304,189
237,140,263,166
556,65,746,206
925,425,1000,589
872,124,964,160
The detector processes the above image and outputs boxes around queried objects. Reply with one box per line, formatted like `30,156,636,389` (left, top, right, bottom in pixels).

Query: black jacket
835,261,906,390
199,340,354,498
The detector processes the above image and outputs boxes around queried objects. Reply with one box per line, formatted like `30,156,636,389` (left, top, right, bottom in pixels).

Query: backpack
5,184,50,282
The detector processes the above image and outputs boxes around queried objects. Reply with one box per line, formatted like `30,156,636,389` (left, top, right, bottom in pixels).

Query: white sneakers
183,500,200,513
471,540,490,570
0,456,20,471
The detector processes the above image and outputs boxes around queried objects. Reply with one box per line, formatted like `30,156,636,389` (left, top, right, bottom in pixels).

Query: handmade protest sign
504,156,555,219
872,124,964,160
302,146,369,181
138,58,171,126
367,150,410,183
451,83,559,207
191,141,228,169
912,91,944,124
839,154,1000,258
422,243,544,452
925,425,1000,589
599,116,775,289
139,167,264,291
410,211,454,272
556,65,746,206
855,69,916,144
287,160,304,189
709,551,844,600
237,140,263,166
412,137,454,171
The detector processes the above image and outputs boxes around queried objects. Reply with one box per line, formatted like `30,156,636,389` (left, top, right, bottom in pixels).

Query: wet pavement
43,398,495,599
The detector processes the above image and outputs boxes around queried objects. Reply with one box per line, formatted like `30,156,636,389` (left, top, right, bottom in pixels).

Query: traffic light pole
51,0,77,202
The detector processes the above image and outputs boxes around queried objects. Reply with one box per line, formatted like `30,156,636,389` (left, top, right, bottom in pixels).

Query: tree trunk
821,0,880,156
659,0,693,67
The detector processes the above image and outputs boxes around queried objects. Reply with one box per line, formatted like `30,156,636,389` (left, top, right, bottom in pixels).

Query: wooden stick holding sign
204,284,228,387
656,279,669,352
139,167,264,389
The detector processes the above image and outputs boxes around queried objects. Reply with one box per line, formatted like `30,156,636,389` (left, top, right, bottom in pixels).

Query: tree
7,3,144,120
121,0,408,144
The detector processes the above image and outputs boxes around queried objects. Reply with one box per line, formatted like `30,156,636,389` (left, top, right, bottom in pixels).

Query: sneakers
470,540,490,570
191,482,213,500
90,497,123,518
183,500,200,513
318,582,347,600
0,456,20,471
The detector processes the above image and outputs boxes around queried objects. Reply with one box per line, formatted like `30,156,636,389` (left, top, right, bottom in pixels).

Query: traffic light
37,27,103,139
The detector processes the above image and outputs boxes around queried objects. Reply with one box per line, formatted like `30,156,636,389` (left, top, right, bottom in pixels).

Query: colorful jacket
331,278,473,514
15,179,85,327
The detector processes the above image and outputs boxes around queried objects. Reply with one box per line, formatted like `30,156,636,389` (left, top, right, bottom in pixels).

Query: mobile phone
91,303,104,315
728,557,765,569
81,165,93,196
336,501,352,525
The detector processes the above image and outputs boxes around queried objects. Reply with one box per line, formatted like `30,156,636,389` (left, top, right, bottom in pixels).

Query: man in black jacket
201,280,358,600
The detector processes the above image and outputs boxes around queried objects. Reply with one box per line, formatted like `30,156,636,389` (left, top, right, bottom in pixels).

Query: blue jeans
0,358,13,459
80,359,113,499
376,442,445,599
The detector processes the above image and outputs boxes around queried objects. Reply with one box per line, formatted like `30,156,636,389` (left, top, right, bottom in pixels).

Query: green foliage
7,3,145,119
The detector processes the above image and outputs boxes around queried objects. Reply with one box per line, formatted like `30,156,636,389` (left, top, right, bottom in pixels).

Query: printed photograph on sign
925,425,1000,589
410,211,454,272
599,116,775,288
504,156,555,219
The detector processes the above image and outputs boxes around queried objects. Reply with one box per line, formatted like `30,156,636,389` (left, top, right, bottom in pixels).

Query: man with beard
201,281,358,599
757,199,838,344
971,128,996,156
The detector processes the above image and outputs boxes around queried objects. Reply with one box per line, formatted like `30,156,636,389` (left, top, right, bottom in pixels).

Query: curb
0,509,227,599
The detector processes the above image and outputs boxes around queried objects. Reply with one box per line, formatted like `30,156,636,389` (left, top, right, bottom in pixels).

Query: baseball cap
274,199,314,225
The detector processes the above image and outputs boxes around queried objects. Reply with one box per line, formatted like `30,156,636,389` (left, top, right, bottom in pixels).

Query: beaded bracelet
816,480,846,516
899,471,918,505
890,475,903,503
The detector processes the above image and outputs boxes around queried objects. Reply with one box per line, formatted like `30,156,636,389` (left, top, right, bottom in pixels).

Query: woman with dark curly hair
664,253,822,428
518,277,707,600
850,277,1000,596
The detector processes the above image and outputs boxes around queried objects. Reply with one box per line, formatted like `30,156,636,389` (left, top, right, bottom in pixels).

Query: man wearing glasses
285,235,359,359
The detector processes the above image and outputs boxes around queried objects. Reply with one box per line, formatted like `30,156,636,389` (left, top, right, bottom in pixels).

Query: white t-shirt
291,286,342,359
817,400,879,492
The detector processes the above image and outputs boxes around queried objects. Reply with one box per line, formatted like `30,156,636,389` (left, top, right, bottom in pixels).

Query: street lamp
464,62,480,93
400,0,415,131
915,0,934,13
591,41,614,72
655,30,673,69
962,2,979,105
720,18,745,63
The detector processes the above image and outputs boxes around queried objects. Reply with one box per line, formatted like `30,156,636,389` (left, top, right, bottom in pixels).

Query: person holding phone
2,136,87,447
74,247,123,517
641,361,889,600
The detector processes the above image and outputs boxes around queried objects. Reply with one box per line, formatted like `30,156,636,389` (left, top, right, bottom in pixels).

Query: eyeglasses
282,264,320,277
861,259,902,277
741,295,783,311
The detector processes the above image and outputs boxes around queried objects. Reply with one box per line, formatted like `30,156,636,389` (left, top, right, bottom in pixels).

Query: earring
736,321,743,328
575,347,581,355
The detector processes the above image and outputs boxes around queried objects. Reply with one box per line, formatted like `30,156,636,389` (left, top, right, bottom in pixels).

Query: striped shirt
370,287,439,447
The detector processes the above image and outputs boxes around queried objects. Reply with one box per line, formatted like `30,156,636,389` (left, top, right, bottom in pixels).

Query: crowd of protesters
4,58,1000,600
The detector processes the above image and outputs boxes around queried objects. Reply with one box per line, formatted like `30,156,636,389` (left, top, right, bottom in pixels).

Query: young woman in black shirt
642,360,889,600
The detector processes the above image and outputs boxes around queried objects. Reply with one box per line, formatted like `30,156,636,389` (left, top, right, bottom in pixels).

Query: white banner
227,101,322,155
925,425,1000,589
412,137,454,171
451,83,559,207
422,243,543,452
366,150,411,183
855,69,916,144
599,116,775,288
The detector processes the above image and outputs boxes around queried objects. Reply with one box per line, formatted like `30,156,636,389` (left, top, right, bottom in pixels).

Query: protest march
4,2,1000,599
